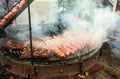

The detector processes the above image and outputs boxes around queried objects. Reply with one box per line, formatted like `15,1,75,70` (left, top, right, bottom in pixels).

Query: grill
1,43,101,65
0,47,101,79
0,36,102,79
0,0,102,79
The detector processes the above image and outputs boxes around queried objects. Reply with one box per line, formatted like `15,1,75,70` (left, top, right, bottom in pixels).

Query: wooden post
113,0,118,12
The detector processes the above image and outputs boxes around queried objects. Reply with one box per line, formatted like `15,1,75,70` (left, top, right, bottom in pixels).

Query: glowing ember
3,30,99,58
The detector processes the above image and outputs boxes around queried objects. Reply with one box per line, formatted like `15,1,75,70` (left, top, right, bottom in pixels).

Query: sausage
5,40,17,49
19,0,27,8
54,48,65,57
21,51,31,58
0,19,6,26
15,3,20,9
7,11,14,18
38,48,50,57
11,7,18,15
0,21,4,27
4,14,10,20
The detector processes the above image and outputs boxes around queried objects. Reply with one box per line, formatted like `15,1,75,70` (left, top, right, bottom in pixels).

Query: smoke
60,0,119,43
5,0,59,41
2,0,120,58
57,0,120,58
5,0,119,43
91,8,118,41
109,41,120,59
61,0,120,58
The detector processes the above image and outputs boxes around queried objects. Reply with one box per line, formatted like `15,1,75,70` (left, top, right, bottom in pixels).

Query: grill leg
79,62,84,74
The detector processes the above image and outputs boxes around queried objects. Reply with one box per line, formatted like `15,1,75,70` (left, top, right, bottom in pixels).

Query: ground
86,42,120,79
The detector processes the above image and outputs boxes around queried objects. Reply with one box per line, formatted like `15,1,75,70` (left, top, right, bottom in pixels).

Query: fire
3,30,99,58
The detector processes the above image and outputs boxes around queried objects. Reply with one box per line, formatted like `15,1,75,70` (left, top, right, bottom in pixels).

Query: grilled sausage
4,14,10,20
0,21,4,27
0,19,6,26
19,0,27,8
15,3,20,9
54,48,65,57
7,11,14,18
11,7,18,15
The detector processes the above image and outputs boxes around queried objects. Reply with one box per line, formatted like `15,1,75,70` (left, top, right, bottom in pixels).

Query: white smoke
91,8,118,41
63,0,120,58
2,0,120,58
58,0,120,59
4,0,120,48
61,0,119,44
6,0,59,41
109,40,120,59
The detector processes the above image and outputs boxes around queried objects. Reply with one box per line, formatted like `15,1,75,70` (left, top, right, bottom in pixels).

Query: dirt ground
86,42,120,79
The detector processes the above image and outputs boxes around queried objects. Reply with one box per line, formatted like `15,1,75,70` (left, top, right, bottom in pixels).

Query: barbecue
1,30,99,58
0,0,103,79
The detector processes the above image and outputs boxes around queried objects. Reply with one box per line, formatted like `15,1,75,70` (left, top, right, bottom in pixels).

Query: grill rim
0,44,102,65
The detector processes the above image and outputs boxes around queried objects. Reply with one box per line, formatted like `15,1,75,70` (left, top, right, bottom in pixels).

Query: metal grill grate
1,47,22,58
